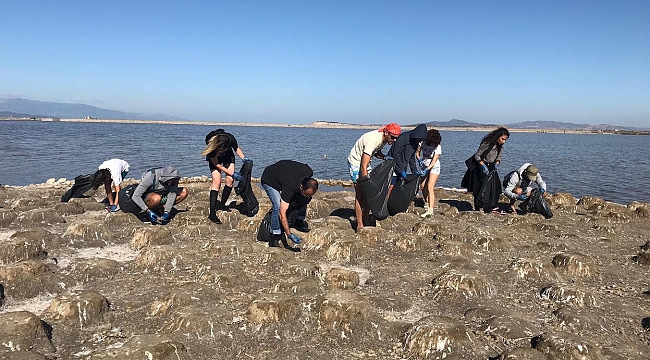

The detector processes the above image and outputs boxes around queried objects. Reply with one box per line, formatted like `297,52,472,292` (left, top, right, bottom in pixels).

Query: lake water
1,120,649,205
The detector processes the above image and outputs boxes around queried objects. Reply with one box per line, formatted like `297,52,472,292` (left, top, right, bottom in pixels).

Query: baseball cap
524,165,538,181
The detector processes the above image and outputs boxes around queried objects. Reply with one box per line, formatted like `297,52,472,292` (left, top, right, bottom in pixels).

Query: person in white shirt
91,159,130,212
503,163,547,213
415,129,442,218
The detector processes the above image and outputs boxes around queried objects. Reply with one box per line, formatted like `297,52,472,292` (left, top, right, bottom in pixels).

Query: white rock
46,178,56,185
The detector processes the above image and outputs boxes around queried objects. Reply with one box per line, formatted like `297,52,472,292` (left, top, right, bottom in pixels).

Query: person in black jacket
202,130,250,224
387,124,428,194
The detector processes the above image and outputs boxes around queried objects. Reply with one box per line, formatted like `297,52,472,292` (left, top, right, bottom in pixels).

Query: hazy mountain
421,119,497,127
0,110,46,118
419,119,646,131
0,98,183,121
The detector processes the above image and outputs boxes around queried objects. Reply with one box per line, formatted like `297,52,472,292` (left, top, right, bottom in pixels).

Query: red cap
380,123,401,137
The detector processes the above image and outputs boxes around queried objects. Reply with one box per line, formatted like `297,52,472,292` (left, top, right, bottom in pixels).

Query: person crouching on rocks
503,163,547,213
91,159,130,212
260,160,318,249
118,166,188,225
202,129,250,224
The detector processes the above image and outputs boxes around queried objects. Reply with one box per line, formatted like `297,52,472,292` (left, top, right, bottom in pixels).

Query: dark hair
481,127,510,145
91,169,111,190
301,178,319,191
426,129,442,148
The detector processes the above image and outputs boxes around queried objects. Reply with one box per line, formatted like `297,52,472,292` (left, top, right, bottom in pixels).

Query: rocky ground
0,177,649,360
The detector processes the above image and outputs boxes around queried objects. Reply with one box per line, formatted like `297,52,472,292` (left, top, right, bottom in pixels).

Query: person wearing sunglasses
347,123,401,230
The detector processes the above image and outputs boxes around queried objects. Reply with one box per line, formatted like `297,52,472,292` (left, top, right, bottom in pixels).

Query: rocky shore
1,177,649,359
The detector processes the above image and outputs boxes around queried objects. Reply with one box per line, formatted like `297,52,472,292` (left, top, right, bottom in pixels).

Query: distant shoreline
1,117,647,135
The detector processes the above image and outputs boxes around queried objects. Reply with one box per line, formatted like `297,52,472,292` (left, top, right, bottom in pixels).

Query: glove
384,156,393,160
159,212,171,225
481,164,489,175
494,163,499,170
540,188,546,194
243,157,252,163
517,194,528,201
417,158,425,168
288,233,302,244
107,205,119,212
146,210,159,223
400,171,407,178
231,172,243,181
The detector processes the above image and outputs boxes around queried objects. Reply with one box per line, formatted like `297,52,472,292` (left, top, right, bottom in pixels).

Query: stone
499,347,548,359
553,307,603,332
161,305,229,338
356,226,388,243
431,269,493,299
0,209,17,227
12,198,50,208
104,212,142,226
53,201,85,216
0,311,55,354
325,240,358,263
552,252,597,277
129,227,173,250
471,236,513,252
577,196,607,211
435,241,477,259
235,217,262,234
13,209,65,225
394,234,430,252
539,283,598,307
547,192,576,207
88,334,188,360
0,237,46,266
532,332,604,359
403,316,481,360
307,198,334,219
0,351,48,360
324,268,360,290
63,222,114,248
0,260,60,300
134,246,184,273
43,290,110,328
302,228,347,251
508,257,560,284
317,290,370,334
320,216,353,230
246,294,301,324
9,229,56,250
633,251,650,266
70,258,121,283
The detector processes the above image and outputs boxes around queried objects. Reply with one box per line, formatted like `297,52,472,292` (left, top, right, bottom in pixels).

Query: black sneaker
208,214,222,224
293,219,310,233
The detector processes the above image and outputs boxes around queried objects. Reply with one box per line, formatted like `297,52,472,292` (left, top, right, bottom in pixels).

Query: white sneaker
420,208,435,218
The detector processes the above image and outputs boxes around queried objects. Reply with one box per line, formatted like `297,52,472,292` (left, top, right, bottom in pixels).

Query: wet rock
532,331,604,359
0,236,46,265
539,283,598,307
507,257,560,284
547,192,576,207
70,258,121,282
53,201,85,216
134,246,184,273
0,209,17,227
43,290,110,328
324,268,360,290
498,347,548,359
0,260,60,300
13,209,65,225
356,226,388,243
246,294,301,324
129,227,173,250
552,252,597,277
577,196,607,211
63,222,114,248
88,334,188,360
0,311,55,353
431,269,493,299
403,316,482,360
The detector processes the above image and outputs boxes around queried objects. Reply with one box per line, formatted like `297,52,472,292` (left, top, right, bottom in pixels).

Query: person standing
388,124,428,181
503,163,547,213
91,159,130,212
347,123,401,230
202,129,250,224
461,127,510,213
260,160,319,248
416,129,442,218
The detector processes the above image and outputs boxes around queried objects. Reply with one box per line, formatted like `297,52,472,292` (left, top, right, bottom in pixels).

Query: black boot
208,190,222,224
220,185,233,211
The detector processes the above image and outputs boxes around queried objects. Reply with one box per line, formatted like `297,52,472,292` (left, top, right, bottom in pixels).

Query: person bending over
260,160,318,249
91,158,130,212
119,166,188,225
387,123,428,188
503,163,547,213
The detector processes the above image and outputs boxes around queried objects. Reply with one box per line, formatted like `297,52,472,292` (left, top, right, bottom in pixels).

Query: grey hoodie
132,166,181,213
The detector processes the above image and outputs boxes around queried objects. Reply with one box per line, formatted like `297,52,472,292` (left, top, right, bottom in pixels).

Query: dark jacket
388,124,428,174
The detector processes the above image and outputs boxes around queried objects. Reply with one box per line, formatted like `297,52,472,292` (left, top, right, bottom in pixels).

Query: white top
347,130,387,167
421,143,442,167
98,159,130,187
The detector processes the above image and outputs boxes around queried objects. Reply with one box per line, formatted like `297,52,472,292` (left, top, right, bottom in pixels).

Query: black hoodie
388,124,428,175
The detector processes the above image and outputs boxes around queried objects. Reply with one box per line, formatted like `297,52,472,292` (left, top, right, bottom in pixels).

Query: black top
261,160,313,203
205,132,238,162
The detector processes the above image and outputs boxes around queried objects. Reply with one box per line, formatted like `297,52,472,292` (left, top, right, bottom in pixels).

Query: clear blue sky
1,0,648,126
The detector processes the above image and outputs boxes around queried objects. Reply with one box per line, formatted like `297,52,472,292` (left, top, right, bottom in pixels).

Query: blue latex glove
494,163,499,171
146,210,159,223
159,212,171,225
243,157,252,163
417,158,425,168
288,233,302,244
517,194,528,201
107,205,119,212
400,171,407,178
481,164,490,175
540,188,546,194
232,172,243,181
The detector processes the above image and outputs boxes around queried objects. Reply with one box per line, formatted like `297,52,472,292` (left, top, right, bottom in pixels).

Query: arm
536,173,547,191
428,154,440,171
163,184,178,213
104,180,115,205
279,199,292,236
131,180,152,212
503,173,520,199
474,142,489,165
359,153,372,178
211,156,236,176
235,147,245,160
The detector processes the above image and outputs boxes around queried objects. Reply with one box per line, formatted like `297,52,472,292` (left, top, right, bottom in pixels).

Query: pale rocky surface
0,178,649,359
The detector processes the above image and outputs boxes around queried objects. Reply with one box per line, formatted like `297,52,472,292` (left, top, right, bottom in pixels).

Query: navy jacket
388,124,428,174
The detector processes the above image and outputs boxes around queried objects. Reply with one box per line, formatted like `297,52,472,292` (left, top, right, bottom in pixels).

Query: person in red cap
347,123,401,230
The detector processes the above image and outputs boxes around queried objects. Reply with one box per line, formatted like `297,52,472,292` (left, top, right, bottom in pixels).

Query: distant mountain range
421,119,646,131
0,98,183,121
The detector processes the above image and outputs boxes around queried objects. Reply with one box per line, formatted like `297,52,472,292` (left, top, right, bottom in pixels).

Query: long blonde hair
201,134,230,157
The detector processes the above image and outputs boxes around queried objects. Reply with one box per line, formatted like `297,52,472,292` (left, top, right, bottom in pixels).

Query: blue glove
517,194,528,201
481,164,489,175
243,157,252,163
232,172,243,181
107,205,119,212
146,210,159,223
400,171,407,178
540,188,546,194
288,233,302,244
422,168,430,176
159,212,171,225
417,158,425,168
384,155,393,160
494,163,499,170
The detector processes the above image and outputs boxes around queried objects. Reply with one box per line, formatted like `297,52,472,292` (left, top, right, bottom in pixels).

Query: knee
513,187,523,195
145,193,161,208
175,188,188,203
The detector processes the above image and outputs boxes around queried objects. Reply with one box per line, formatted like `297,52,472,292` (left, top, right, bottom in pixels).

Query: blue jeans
261,182,282,235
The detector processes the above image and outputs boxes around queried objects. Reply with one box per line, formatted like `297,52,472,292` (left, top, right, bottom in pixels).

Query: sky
1,0,648,126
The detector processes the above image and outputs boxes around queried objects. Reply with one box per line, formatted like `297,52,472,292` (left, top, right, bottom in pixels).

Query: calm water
1,121,649,205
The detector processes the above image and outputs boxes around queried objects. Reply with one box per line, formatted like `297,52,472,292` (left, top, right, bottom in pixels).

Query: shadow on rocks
642,317,650,331
440,199,474,212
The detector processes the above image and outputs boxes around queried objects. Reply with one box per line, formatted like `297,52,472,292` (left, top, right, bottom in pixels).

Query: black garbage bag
60,174,95,202
235,160,259,217
526,188,553,219
359,159,395,221
388,174,420,215
256,202,308,242
475,170,502,211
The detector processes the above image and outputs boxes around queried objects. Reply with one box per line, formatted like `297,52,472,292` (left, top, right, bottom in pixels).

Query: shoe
269,234,281,247
293,219,310,233
420,208,435,218
208,214,222,224
490,207,506,215
217,201,231,212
